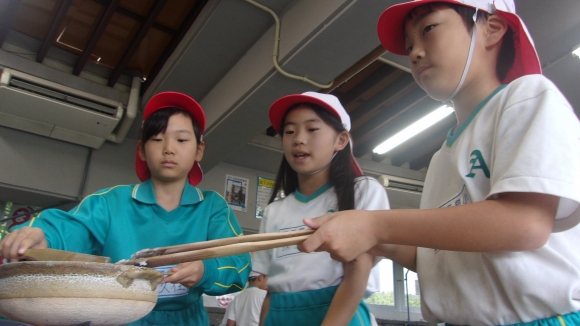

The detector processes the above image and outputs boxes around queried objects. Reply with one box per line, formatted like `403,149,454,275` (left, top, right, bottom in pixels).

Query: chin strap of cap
304,151,338,176
443,8,479,105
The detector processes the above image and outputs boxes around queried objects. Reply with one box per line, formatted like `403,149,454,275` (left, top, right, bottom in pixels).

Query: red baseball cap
135,92,206,185
377,0,541,84
269,92,363,176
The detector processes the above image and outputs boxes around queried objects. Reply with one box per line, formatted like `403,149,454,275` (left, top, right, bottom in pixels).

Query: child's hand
162,261,205,288
0,227,48,262
298,210,380,262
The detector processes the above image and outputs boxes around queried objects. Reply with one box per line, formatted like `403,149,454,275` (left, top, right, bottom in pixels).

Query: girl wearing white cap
299,1,580,325
253,92,390,325
0,92,251,325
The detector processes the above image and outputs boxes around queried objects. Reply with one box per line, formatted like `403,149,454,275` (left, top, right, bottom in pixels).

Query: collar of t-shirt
132,178,204,206
294,182,332,203
446,84,508,147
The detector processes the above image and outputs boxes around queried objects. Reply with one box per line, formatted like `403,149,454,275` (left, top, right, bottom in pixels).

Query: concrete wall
197,162,275,234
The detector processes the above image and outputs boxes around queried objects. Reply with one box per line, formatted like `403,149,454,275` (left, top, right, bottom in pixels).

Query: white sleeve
252,205,273,275
490,77,580,231
354,177,390,211
221,302,234,324
354,177,391,297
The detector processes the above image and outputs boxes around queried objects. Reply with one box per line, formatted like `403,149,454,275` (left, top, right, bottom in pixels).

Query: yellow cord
557,315,566,326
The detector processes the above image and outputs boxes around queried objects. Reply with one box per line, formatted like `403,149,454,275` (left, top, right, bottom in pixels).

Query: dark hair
408,3,515,81
140,107,202,145
268,104,357,211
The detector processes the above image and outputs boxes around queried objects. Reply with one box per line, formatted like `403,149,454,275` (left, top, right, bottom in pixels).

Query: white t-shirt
253,176,389,295
418,75,580,325
224,287,267,326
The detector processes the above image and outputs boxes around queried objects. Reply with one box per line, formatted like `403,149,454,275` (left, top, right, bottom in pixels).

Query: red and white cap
269,92,363,176
377,0,541,83
135,92,206,185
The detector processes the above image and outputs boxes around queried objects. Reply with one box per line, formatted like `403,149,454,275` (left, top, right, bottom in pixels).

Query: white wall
197,162,275,234
0,126,141,208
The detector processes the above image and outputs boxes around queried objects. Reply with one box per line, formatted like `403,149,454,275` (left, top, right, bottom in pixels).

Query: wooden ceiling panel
156,0,195,31
118,0,155,17
9,0,60,41
55,0,104,53
91,10,140,69
126,27,171,78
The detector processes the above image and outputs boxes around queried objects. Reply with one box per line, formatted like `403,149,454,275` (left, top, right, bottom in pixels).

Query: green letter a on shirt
466,150,490,178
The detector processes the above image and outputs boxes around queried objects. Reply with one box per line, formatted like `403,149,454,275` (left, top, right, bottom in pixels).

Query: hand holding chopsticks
118,229,314,267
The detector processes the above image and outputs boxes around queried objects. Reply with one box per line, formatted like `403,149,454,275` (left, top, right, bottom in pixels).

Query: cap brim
269,94,342,134
377,1,420,55
144,92,206,134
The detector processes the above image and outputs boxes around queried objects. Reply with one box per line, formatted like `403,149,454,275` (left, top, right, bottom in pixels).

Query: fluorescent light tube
573,45,580,58
373,105,454,155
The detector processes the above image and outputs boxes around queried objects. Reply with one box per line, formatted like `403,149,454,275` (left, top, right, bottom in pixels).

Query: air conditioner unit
376,174,424,194
0,68,124,148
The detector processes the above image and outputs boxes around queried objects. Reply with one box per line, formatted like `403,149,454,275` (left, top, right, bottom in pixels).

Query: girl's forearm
322,253,373,326
259,292,270,326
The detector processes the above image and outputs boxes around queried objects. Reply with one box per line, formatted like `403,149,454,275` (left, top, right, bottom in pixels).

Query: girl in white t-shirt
253,92,389,326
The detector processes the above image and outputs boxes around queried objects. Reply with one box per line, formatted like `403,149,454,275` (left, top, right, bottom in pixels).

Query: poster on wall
225,174,249,212
255,177,275,218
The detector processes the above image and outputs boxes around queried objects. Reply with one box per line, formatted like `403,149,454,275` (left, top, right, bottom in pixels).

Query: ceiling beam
336,63,399,108
324,46,388,94
350,74,417,140
90,0,177,35
0,0,20,48
348,69,409,123
142,0,208,94
107,0,167,86
73,0,119,76
36,0,73,63
354,88,437,156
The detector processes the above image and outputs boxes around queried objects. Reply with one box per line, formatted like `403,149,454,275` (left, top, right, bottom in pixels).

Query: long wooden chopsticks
118,229,314,268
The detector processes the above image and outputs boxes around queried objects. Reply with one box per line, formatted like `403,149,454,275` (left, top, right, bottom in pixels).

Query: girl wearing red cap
253,92,389,326
0,92,251,325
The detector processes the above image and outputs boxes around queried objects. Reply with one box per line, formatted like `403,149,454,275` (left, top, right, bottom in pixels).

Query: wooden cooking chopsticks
118,229,314,268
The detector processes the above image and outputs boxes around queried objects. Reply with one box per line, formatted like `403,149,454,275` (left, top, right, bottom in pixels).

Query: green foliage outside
406,294,421,307
364,291,421,308
365,291,394,305
0,201,12,242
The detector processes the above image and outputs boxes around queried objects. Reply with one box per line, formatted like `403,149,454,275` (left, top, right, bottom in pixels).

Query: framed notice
225,174,249,212
255,177,275,218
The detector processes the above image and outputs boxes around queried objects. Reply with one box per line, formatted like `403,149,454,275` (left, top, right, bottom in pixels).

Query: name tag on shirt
275,225,309,260
154,265,189,298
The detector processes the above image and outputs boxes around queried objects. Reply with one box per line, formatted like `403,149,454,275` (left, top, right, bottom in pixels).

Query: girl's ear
484,15,508,48
334,131,350,152
137,140,147,161
195,140,205,162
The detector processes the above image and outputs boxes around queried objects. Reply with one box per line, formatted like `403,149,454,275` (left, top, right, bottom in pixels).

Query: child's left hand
162,261,205,288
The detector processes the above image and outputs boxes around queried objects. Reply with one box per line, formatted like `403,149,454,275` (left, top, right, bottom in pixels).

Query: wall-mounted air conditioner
376,174,424,194
0,68,124,148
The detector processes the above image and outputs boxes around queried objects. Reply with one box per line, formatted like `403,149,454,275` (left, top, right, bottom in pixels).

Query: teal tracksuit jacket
13,179,251,325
